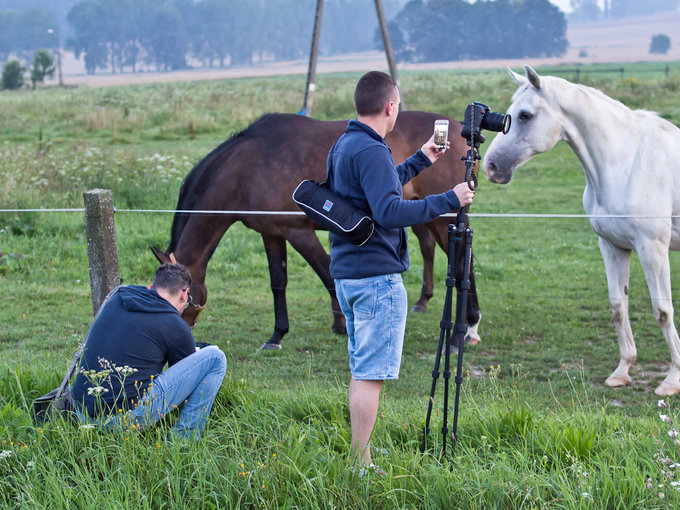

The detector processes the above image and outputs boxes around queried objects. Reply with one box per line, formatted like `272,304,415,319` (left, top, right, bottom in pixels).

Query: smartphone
434,119,449,149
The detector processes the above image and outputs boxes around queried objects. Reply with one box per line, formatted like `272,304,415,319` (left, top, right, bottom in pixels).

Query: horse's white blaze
483,65,680,395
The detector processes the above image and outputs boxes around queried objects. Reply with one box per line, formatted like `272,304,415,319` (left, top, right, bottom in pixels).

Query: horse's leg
599,238,636,388
411,223,435,313
464,254,481,345
637,240,680,395
260,234,289,350
287,231,346,336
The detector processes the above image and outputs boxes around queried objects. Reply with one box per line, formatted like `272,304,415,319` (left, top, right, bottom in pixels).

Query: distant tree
610,0,679,18
29,48,55,88
650,34,671,55
389,0,566,63
67,0,109,74
569,0,601,23
139,3,189,71
1,59,24,89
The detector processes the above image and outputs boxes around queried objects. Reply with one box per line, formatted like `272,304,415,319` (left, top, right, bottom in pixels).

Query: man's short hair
153,263,192,295
354,71,398,116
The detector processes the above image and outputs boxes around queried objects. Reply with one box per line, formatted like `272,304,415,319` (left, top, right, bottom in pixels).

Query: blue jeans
77,346,227,440
335,273,408,380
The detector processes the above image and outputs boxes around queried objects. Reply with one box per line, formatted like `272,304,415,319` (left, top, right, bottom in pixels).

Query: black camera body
461,101,511,144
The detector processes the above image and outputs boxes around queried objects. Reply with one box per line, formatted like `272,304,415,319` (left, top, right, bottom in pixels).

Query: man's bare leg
349,377,383,465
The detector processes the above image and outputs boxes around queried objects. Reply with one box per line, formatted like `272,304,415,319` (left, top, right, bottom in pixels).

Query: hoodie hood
118,285,178,314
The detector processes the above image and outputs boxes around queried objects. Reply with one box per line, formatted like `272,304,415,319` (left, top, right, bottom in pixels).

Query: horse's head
150,247,207,328
483,65,565,184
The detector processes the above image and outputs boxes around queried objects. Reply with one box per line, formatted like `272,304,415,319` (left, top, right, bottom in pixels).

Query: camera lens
481,111,511,134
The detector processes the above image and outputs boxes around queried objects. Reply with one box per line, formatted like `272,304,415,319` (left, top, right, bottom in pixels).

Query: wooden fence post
83,189,120,316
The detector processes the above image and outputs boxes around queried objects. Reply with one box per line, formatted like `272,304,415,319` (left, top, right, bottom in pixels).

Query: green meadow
2,64,680,508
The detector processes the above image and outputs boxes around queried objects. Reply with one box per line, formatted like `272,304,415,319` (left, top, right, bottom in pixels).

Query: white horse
483,65,680,396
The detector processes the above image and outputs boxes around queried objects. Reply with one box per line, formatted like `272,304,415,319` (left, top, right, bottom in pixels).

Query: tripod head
461,102,512,191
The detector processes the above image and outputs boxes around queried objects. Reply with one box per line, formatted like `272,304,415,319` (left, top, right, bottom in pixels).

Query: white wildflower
0,450,12,459
114,365,138,377
660,414,671,423
80,424,95,430
659,399,669,408
87,386,109,396
670,429,678,439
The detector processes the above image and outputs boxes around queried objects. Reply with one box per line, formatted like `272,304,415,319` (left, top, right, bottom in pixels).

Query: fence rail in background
546,64,676,82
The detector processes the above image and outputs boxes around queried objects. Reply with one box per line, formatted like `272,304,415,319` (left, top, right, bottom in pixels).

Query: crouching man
71,263,227,440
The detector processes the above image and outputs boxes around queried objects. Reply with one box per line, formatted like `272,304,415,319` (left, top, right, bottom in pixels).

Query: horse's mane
167,113,275,252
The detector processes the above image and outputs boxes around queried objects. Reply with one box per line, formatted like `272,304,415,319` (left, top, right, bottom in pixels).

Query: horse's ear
524,65,541,90
150,246,171,264
507,67,525,86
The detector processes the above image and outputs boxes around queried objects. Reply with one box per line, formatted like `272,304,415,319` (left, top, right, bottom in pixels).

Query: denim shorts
335,273,408,380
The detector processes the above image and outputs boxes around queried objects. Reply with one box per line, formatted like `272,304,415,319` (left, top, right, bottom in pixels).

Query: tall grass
3,64,680,507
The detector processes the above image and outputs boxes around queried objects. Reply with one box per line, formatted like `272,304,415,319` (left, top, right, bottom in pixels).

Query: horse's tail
165,114,275,253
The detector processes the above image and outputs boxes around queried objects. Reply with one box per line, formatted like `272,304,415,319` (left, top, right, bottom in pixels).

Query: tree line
1,0,569,77
387,0,567,62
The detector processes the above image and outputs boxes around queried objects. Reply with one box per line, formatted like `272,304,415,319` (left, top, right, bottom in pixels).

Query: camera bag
31,286,123,425
292,141,375,246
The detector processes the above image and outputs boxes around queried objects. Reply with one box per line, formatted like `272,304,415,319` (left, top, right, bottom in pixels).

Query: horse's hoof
605,374,632,387
258,342,282,352
464,334,481,346
411,304,427,313
655,382,680,396
332,325,347,335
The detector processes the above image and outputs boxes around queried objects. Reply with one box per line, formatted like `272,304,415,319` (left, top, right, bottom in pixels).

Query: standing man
71,263,227,440
328,71,475,469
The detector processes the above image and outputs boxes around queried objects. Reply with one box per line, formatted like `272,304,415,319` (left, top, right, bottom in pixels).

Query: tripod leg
451,225,474,450
421,225,457,454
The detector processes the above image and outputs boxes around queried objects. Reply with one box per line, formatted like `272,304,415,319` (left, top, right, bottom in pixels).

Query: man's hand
421,134,451,163
453,181,475,207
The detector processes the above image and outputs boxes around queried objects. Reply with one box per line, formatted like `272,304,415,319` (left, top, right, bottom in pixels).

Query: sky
549,0,573,13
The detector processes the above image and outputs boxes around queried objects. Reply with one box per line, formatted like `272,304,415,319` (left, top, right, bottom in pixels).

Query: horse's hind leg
637,239,680,395
287,230,346,336
411,223,435,313
464,254,481,345
260,234,289,350
599,238,636,388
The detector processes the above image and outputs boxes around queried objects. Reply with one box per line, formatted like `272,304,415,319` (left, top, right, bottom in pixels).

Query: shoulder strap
323,137,342,188
56,285,124,396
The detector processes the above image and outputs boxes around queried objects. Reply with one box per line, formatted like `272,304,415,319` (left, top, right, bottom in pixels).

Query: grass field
3,65,680,508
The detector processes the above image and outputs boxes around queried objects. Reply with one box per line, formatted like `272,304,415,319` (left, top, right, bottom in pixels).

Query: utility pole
48,28,64,86
302,0,324,117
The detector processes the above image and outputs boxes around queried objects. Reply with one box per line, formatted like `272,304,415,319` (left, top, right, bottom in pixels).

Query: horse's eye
518,111,533,122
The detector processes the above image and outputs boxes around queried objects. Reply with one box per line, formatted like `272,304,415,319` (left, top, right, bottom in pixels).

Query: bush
30,49,56,89
1,60,25,90
650,34,671,54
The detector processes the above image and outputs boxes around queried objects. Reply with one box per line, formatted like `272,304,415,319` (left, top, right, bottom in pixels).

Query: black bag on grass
31,286,123,425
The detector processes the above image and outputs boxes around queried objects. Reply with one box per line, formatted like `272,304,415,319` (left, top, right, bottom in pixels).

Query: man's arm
167,320,196,366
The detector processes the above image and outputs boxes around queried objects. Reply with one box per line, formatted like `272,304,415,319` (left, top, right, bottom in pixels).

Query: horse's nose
483,159,512,184
483,159,498,179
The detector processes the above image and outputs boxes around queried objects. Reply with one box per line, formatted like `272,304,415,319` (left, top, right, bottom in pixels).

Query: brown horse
152,111,481,350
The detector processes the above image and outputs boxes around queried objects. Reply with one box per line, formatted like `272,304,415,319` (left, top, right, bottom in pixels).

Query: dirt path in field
50,11,680,88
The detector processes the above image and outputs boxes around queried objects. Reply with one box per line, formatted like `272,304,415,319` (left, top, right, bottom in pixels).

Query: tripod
420,141,479,458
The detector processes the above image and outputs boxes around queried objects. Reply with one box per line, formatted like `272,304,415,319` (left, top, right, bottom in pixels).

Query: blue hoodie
71,285,195,417
328,120,461,279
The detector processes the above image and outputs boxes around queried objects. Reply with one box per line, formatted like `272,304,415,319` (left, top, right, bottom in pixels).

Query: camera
461,102,511,144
